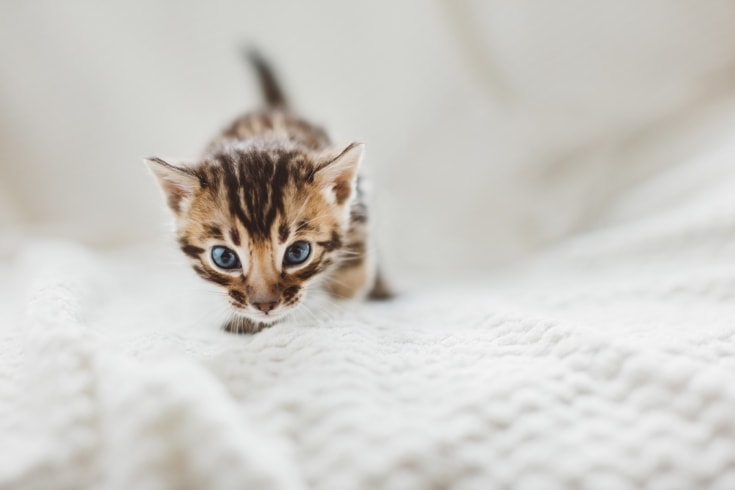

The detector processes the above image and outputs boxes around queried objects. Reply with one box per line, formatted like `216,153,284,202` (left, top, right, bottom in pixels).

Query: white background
2,0,735,278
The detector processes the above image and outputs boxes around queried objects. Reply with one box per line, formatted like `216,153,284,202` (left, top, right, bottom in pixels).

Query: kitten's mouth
228,292,304,325
230,304,291,324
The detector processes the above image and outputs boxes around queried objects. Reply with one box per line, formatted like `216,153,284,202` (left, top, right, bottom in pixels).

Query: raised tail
246,50,288,109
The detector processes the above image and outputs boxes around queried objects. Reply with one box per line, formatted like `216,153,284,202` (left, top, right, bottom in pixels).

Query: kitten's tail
246,50,288,109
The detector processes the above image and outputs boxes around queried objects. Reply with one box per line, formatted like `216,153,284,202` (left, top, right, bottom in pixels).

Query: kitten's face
147,143,362,325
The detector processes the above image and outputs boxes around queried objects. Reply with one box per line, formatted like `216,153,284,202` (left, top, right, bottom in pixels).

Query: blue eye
211,246,241,269
284,241,311,266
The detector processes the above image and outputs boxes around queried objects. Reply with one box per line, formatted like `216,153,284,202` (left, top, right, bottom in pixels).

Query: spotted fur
146,53,389,333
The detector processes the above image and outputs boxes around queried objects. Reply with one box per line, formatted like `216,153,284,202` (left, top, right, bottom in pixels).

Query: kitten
146,53,390,333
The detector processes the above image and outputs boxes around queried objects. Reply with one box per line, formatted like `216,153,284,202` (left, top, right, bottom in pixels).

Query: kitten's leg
324,223,393,301
325,258,393,300
324,259,372,300
325,182,393,300
223,316,272,334
367,268,393,300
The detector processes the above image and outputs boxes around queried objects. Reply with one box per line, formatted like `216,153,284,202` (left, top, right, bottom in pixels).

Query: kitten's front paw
223,317,273,334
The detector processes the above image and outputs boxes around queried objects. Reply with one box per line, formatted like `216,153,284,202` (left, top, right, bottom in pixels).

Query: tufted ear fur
145,157,200,214
316,143,363,205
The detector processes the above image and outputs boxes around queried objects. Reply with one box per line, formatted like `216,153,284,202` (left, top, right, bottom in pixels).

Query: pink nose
252,301,278,313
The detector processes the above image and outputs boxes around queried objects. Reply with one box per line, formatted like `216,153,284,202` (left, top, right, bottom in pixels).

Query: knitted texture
2,136,735,489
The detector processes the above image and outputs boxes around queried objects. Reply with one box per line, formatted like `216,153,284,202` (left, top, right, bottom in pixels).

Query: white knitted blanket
3,136,735,490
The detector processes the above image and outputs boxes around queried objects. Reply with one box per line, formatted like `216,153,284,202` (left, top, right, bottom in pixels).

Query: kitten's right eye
211,246,241,270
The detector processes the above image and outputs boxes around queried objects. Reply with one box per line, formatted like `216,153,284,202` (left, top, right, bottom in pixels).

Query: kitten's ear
316,143,364,205
145,157,200,214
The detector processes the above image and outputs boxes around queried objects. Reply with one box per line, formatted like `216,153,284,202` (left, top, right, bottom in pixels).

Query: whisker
297,302,322,325
291,211,334,231
291,200,309,223
335,251,364,258
321,275,356,292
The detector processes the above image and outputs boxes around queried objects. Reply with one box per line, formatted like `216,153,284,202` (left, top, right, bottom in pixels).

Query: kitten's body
147,54,388,333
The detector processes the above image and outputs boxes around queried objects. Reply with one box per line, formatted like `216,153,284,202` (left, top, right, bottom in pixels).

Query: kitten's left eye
284,241,311,266
211,246,241,270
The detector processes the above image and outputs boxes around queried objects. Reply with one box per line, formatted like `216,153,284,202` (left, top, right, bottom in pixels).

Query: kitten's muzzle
246,282,282,314
252,300,279,313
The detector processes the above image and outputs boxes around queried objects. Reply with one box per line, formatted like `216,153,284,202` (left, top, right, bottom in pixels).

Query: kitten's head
146,142,363,325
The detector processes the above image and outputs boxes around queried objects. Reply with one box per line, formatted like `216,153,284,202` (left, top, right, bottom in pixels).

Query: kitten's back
205,53,331,154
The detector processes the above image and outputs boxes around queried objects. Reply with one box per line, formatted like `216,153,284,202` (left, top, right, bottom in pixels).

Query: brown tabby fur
146,53,389,333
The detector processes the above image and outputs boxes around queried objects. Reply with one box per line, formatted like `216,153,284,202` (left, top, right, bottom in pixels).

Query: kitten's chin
233,308,290,325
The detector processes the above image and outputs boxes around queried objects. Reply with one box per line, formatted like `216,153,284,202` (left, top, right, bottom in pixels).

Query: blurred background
2,0,735,279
